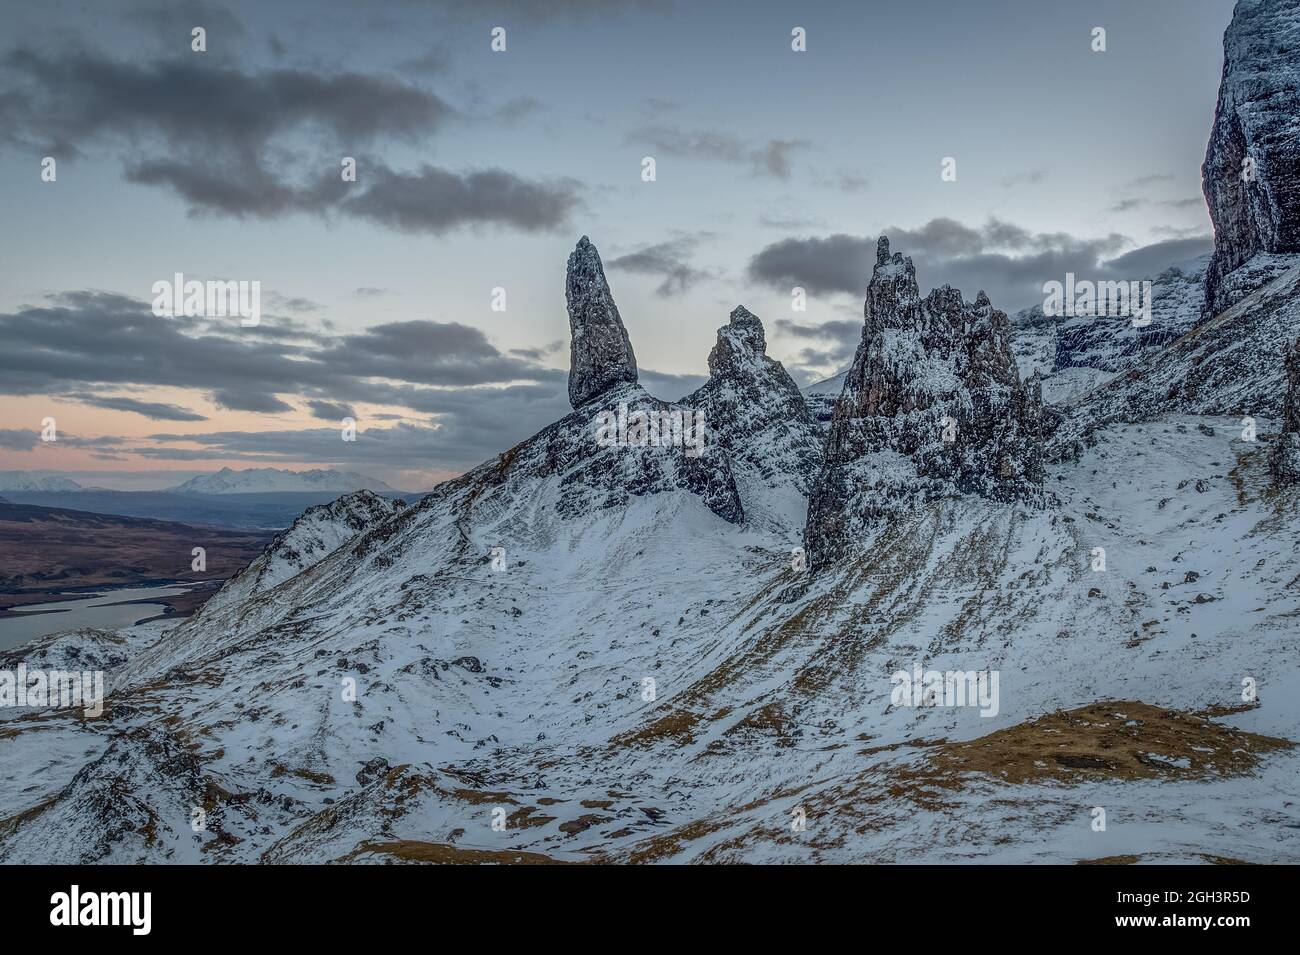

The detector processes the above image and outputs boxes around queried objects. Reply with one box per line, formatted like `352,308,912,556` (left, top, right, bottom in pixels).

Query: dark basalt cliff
1202,0,1300,314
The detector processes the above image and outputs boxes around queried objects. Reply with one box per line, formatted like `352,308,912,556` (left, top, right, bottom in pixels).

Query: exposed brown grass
341,839,581,865
927,701,1293,784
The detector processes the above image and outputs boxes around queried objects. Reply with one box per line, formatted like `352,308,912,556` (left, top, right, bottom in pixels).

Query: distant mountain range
0,468,414,529
0,467,402,496
168,467,399,495
0,472,86,492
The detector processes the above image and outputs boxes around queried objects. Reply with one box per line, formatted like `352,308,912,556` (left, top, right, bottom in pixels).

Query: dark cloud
208,390,295,414
628,125,808,180
0,430,38,451
0,48,577,234
0,291,575,472
63,393,208,421
746,234,872,297
305,400,357,421
2,49,450,157
607,236,714,296
772,318,862,383
746,218,1165,311
340,163,581,234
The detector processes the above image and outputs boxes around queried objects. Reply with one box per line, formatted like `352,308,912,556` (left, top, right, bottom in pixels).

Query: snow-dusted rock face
567,236,638,408
1272,337,1300,482
684,306,823,531
805,237,1044,568
1052,258,1209,374
1203,0,1300,314
475,380,745,526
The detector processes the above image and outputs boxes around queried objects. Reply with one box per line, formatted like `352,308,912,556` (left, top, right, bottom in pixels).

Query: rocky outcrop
197,489,407,615
684,307,823,529
805,237,1044,568
567,236,638,408
1202,0,1300,315
1272,337,1300,482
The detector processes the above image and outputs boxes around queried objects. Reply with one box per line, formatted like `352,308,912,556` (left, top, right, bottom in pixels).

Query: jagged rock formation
805,237,1044,568
1202,0,1300,314
1272,337,1300,482
567,236,638,408
684,306,823,530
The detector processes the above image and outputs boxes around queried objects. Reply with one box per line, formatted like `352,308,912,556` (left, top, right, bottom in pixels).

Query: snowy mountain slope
170,467,398,495
5,413,1294,864
801,369,846,427
1050,258,1300,457
1051,255,1210,375
1006,255,1208,407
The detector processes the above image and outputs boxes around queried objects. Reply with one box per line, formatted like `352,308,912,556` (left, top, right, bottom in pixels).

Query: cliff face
1272,337,1300,483
804,238,1044,569
1202,0,1300,314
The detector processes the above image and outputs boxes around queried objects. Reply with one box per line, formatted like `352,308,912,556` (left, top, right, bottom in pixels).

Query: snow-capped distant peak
169,467,398,495
0,471,83,492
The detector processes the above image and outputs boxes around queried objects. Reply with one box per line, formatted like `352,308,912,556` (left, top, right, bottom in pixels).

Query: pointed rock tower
1271,336,1300,484
567,236,638,408
804,237,1044,568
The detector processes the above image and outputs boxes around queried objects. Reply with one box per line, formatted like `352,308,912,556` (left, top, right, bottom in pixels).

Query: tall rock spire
566,236,638,408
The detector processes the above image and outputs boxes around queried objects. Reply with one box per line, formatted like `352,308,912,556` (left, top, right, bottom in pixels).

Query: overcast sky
0,0,1231,489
